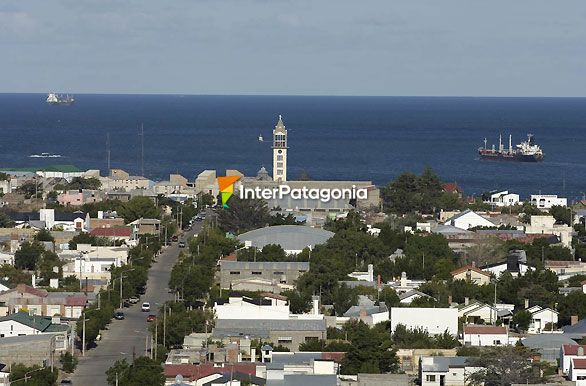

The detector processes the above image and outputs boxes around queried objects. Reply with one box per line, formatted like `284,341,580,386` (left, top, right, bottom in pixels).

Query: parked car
114,311,125,320
60,381,73,386
146,314,157,322
141,302,150,312
178,240,186,248
129,296,140,304
171,235,178,242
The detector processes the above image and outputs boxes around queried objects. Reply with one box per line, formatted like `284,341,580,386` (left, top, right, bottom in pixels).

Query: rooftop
237,225,334,251
464,325,507,334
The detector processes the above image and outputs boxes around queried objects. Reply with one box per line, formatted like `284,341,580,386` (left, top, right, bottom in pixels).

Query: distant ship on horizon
479,134,544,162
46,93,75,105
29,152,62,158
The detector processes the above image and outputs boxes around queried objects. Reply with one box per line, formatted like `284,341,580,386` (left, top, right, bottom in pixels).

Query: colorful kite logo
217,176,241,208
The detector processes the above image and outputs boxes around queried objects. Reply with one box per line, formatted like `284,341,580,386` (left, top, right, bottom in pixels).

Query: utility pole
82,316,86,356
163,303,167,347
106,132,111,173
119,273,123,310
139,123,145,177
155,320,158,360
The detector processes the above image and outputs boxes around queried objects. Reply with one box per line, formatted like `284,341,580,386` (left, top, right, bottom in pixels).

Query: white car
141,302,150,312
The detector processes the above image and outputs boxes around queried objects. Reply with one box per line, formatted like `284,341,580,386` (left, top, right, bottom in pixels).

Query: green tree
14,241,45,270
9,364,58,386
0,210,15,227
119,196,160,224
34,228,55,242
378,287,400,308
69,232,98,249
282,290,312,314
512,310,532,332
67,177,101,190
60,351,78,373
106,357,164,386
217,197,270,234
340,321,399,374
549,205,572,225
0,265,32,286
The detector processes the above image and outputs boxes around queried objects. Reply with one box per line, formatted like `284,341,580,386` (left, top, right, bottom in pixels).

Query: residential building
100,169,152,191
340,296,388,327
258,351,342,385
527,305,559,333
218,261,308,290
339,373,410,386
569,358,586,385
164,363,258,386
463,325,508,346
60,244,128,283
129,218,161,238
390,307,458,336
89,227,131,242
85,211,125,231
212,319,327,351
443,209,495,230
0,312,68,340
0,334,69,368
57,189,103,207
525,215,572,248
481,250,530,277
561,345,586,374
0,252,14,267
10,209,85,231
458,301,498,325
546,260,586,280
530,194,567,209
563,318,586,339
213,296,291,320
442,183,463,198
399,290,435,305
450,265,492,285
522,334,578,364
487,190,521,207
237,225,334,255
419,356,481,386
0,284,89,318
195,170,220,197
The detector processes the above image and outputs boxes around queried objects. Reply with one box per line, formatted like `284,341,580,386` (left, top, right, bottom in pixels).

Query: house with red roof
463,325,508,347
0,284,90,318
450,265,492,285
561,344,586,374
442,182,463,198
569,357,586,384
89,227,131,242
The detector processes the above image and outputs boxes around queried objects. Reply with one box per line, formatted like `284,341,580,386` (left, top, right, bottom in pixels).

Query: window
274,271,285,275
277,337,292,344
305,336,318,342
426,375,436,382
277,155,283,161
277,170,283,176
578,376,586,380
229,271,240,275
277,162,283,168
252,271,262,275
299,270,307,273
493,340,501,345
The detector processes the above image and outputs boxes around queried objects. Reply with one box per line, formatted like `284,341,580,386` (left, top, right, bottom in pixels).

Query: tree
512,310,532,332
34,228,55,242
217,197,270,234
119,196,160,224
9,364,58,386
466,346,545,386
0,210,14,227
282,290,312,314
67,177,101,190
60,351,78,373
549,205,572,225
0,264,32,286
378,287,400,308
340,321,399,374
14,241,45,270
69,232,98,249
105,357,164,386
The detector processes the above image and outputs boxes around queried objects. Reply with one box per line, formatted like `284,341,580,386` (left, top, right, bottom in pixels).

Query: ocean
1,94,586,200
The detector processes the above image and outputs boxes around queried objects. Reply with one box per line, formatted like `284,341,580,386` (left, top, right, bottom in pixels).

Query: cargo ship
46,93,75,105
478,134,544,162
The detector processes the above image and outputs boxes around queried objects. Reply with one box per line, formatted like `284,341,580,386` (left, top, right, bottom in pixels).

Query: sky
1,0,586,96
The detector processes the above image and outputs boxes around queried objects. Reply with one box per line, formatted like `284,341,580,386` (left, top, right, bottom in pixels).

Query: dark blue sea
1,94,586,200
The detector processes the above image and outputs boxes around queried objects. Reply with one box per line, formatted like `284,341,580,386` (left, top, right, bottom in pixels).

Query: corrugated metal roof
220,261,309,270
237,225,333,251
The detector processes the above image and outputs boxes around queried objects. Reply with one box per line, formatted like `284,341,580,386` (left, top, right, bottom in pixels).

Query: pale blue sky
1,0,585,96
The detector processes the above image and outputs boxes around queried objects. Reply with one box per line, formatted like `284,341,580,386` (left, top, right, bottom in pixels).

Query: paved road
70,224,201,386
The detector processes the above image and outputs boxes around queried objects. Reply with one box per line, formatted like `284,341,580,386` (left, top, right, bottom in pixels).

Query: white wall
214,298,290,320
0,320,39,337
463,333,507,346
390,308,458,335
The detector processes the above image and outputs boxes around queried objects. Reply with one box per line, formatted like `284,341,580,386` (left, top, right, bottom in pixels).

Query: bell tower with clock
272,115,288,182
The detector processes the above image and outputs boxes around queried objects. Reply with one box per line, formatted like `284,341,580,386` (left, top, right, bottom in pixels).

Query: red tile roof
90,227,131,237
322,352,346,362
464,325,507,335
65,295,88,307
450,265,491,278
442,183,463,194
573,358,586,370
563,344,586,355
164,363,256,381
14,284,48,298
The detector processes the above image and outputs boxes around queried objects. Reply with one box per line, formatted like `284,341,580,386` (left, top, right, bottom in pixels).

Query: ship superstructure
478,134,544,162
46,93,75,105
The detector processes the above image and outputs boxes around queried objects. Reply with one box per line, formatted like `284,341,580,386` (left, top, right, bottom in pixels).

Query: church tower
272,115,288,182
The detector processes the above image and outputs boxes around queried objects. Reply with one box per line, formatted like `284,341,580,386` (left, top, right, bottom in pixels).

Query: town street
69,223,201,386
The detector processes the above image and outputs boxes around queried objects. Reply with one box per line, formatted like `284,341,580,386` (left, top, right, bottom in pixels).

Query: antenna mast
106,133,111,174
139,123,145,177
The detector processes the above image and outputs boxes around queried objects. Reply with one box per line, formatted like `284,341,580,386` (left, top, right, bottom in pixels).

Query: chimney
400,272,407,287
31,274,36,288
464,297,469,306
579,347,585,357
98,210,104,219
367,264,374,282
448,295,453,305
571,315,579,326
312,295,320,316
359,308,368,318
524,299,529,309
471,261,476,268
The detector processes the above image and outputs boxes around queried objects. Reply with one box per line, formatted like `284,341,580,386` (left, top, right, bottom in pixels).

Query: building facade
272,115,288,182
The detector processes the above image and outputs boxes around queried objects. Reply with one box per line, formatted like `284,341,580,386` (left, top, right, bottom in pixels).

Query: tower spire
272,114,288,182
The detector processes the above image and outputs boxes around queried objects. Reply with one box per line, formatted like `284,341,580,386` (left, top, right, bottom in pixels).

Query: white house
0,312,68,341
420,356,482,386
0,252,13,267
530,194,567,209
569,358,586,385
390,307,458,336
399,290,434,305
463,325,508,346
524,215,573,248
561,344,586,375
213,296,291,320
443,210,495,230
458,301,498,325
528,305,559,333
488,191,521,207
60,244,128,283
